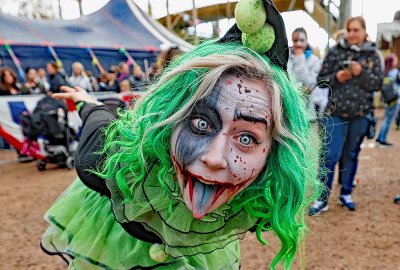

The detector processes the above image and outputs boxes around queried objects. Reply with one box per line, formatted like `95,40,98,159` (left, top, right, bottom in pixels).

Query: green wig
98,40,321,269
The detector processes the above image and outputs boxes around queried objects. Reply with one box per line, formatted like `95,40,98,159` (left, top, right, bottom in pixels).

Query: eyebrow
235,112,269,126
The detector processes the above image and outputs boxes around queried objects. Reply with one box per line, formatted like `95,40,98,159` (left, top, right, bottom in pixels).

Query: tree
16,0,58,19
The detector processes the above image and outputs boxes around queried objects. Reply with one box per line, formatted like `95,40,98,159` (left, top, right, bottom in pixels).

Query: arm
356,51,384,92
74,102,116,197
317,47,340,89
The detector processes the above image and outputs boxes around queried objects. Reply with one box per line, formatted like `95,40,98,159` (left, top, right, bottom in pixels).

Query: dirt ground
0,110,399,270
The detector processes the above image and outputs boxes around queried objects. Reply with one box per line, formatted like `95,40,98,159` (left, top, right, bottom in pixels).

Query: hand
293,48,304,56
350,61,362,76
336,70,353,84
52,86,102,105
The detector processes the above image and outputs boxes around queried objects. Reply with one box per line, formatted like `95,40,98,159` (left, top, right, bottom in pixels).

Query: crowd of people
0,45,185,97
0,60,152,96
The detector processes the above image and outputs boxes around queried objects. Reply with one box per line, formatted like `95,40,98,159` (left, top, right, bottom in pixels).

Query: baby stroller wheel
37,160,47,171
66,156,74,170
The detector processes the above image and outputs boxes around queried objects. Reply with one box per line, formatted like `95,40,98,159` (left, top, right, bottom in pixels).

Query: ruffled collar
106,164,258,258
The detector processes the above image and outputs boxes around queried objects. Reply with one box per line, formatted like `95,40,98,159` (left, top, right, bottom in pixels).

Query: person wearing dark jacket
309,16,384,215
47,62,69,94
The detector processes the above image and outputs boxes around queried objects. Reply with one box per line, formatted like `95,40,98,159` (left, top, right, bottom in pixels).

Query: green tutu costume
41,1,320,269
41,174,251,269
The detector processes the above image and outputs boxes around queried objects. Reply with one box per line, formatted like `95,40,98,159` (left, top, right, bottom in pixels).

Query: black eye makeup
190,117,213,135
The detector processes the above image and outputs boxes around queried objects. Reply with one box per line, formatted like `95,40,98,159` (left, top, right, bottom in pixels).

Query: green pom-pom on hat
235,0,267,34
242,23,275,53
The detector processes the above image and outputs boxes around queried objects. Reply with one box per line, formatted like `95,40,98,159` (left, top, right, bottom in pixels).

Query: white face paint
292,32,307,52
171,74,273,219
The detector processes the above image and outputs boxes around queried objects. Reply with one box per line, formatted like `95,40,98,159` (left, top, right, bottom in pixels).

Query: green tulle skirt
41,179,242,269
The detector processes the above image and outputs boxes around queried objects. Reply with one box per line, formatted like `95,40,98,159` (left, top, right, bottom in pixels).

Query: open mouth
184,171,246,219
172,157,247,219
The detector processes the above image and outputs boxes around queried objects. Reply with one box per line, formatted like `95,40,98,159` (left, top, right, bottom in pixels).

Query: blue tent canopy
0,0,192,80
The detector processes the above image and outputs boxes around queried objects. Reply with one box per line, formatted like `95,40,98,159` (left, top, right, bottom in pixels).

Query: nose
200,133,228,170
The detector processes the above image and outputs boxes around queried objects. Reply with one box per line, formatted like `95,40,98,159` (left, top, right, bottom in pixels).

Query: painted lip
172,156,254,219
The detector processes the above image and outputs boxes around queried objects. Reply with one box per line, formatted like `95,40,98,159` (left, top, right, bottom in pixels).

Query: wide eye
190,117,212,134
239,134,255,146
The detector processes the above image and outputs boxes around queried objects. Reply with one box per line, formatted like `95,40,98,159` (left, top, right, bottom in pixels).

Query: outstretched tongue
191,177,219,219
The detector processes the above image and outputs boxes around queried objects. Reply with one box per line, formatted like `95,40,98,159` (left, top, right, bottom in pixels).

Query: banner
0,92,125,151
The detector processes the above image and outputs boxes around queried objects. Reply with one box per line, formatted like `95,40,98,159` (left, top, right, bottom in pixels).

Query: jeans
320,116,369,201
377,104,398,142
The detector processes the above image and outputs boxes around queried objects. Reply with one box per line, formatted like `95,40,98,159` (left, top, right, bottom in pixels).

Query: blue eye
191,118,212,134
239,134,254,145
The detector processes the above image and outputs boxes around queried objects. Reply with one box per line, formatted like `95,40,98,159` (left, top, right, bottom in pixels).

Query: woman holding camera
309,16,384,215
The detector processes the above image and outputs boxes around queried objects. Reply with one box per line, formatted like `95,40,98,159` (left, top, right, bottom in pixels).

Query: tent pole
47,45,63,70
3,43,25,82
87,48,106,74
144,59,149,81
119,47,137,67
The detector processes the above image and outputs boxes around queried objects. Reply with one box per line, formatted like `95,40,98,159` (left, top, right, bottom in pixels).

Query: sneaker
308,200,329,216
339,194,356,211
378,141,393,148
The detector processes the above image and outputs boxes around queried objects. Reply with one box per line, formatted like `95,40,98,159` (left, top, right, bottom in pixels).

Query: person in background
119,79,134,107
148,62,160,82
288,27,321,119
86,70,99,92
376,54,400,147
106,70,120,93
158,45,182,71
118,62,130,81
130,65,145,91
24,68,45,94
47,62,69,94
111,65,119,74
0,67,23,95
68,62,93,92
97,73,109,92
309,16,384,215
288,27,320,92
37,68,50,92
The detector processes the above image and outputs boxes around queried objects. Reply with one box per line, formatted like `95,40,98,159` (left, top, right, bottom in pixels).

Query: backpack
380,75,399,104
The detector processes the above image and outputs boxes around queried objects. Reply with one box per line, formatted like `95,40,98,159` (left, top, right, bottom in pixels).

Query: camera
340,60,353,70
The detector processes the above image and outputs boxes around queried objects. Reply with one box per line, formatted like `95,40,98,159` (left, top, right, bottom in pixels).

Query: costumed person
287,27,321,120
40,1,320,269
287,27,320,92
309,16,384,216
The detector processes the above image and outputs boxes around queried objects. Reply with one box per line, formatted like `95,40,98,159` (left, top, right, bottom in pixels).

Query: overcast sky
2,0,400,52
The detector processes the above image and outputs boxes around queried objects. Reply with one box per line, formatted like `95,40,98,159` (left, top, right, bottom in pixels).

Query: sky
2,0,400,53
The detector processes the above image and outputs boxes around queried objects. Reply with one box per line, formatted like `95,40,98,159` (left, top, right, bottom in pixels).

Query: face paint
292,32,307,52
171,74,273,219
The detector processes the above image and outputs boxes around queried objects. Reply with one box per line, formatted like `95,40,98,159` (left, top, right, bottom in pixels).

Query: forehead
293,32,306,39
347,20,364,30
202,74,272,119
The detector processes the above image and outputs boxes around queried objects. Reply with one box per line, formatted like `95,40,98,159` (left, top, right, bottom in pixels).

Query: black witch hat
219,0,289,71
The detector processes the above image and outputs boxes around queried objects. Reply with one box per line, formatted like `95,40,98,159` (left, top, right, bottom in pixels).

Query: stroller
20,97,79,171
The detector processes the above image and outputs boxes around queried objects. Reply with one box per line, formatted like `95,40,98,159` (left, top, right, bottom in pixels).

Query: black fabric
20,97,68,142
49,72,70,93
218,0,289,71
75,103,162,244
380,74,399,104
317,39,384,118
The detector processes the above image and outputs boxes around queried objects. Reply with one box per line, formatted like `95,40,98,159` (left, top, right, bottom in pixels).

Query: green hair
97,40,321,269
